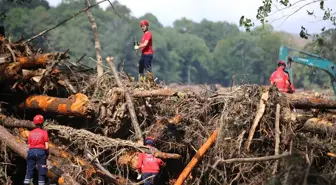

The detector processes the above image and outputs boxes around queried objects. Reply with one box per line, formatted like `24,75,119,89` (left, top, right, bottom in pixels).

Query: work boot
139,75,146,85
147,71,155,87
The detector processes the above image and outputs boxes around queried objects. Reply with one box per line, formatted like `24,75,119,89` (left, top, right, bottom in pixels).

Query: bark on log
106,56,142,142
0,125,79,185
287,93,336,109
0,62,21,82
245,87,269,152
303,118,336,134
0,114,35,128
17,53,62,69
174,129,219,185
111,87,184,98
19,93,94,118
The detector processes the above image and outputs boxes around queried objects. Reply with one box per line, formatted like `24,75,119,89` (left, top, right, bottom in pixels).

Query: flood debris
1,33,336,185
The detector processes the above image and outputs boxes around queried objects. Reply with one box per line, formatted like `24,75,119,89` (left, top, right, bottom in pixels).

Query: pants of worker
139,54,153,75
142,172,158,185
24,148,48,185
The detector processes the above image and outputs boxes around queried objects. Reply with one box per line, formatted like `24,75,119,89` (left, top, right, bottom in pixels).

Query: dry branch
245,87,269,152
174,129,218,185
106,56,142,141
45,124,181,159
112,87,182,98
213,152,291,166
85,0,104,77
23,0,108,43
272,104,281,175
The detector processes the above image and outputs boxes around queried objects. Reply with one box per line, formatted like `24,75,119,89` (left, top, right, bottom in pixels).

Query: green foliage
2,0,334,90
240,0,336,39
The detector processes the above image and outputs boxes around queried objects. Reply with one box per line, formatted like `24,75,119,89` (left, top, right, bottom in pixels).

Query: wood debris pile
0,36,336,185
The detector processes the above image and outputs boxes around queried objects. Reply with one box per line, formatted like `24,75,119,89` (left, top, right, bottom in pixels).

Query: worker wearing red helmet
270,60,295,93
136,137,165,185
24,115,49,185
134,20,154,85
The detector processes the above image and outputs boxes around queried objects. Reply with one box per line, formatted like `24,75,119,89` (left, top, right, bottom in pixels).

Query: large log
17,53,63,69
0,125,79,185
287,93,336,109
303,118,336,134
19,93,94,118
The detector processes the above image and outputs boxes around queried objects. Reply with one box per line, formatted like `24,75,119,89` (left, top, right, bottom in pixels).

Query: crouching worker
137,137,165,185
24,115,49,185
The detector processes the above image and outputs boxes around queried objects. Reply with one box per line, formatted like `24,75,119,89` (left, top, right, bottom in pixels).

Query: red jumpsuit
270,67,295,93
137,146,164,185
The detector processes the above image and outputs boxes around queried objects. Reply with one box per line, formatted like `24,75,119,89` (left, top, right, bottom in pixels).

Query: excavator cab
279,45,336,97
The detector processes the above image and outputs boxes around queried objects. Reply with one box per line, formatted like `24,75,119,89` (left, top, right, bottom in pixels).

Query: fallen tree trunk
19,93,94,118
112,87,181,98
45,124,181,159
303,118,336,134
0,125,79,185
0,114,182,160
0,114,35,128
287,93,336,109
17,53,64,69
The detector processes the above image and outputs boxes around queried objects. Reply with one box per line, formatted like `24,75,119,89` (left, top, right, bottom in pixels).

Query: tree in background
239,0,335,40
2,0,333,90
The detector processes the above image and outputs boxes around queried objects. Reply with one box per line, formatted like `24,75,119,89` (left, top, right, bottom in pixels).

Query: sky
46,0,336,34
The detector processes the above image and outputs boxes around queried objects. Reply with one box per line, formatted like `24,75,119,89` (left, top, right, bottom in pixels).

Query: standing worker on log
270,60,296,93
137,137,165,185
24,115,49,185
134,20,155,85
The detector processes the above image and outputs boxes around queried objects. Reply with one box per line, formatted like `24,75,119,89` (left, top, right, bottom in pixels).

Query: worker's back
270,67,290,93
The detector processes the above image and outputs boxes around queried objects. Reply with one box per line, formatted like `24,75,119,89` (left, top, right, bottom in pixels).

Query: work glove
134,45,140,50
137,173,142,180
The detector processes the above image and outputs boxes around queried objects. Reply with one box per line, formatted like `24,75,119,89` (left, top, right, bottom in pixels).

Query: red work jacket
28,128,49,149
137,146,164,173
270,67,295,93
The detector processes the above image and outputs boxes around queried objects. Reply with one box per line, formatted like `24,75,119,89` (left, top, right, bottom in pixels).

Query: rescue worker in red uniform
24,115,49,185
137,137,165,185
270,60,295,93
134,20,154,85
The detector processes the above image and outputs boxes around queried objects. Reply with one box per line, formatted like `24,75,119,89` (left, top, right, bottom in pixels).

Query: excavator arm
279,45,336,96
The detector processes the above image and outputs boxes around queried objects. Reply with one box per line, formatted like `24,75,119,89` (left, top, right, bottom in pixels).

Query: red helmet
278,60,286,67
33,115,44,125
140,20,149,27
144,136,155,146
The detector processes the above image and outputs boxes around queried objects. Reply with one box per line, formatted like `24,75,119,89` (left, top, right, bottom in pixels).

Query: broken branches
23,0,108,43
106,56,142,141
245,87,270,152
212,152,291,167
